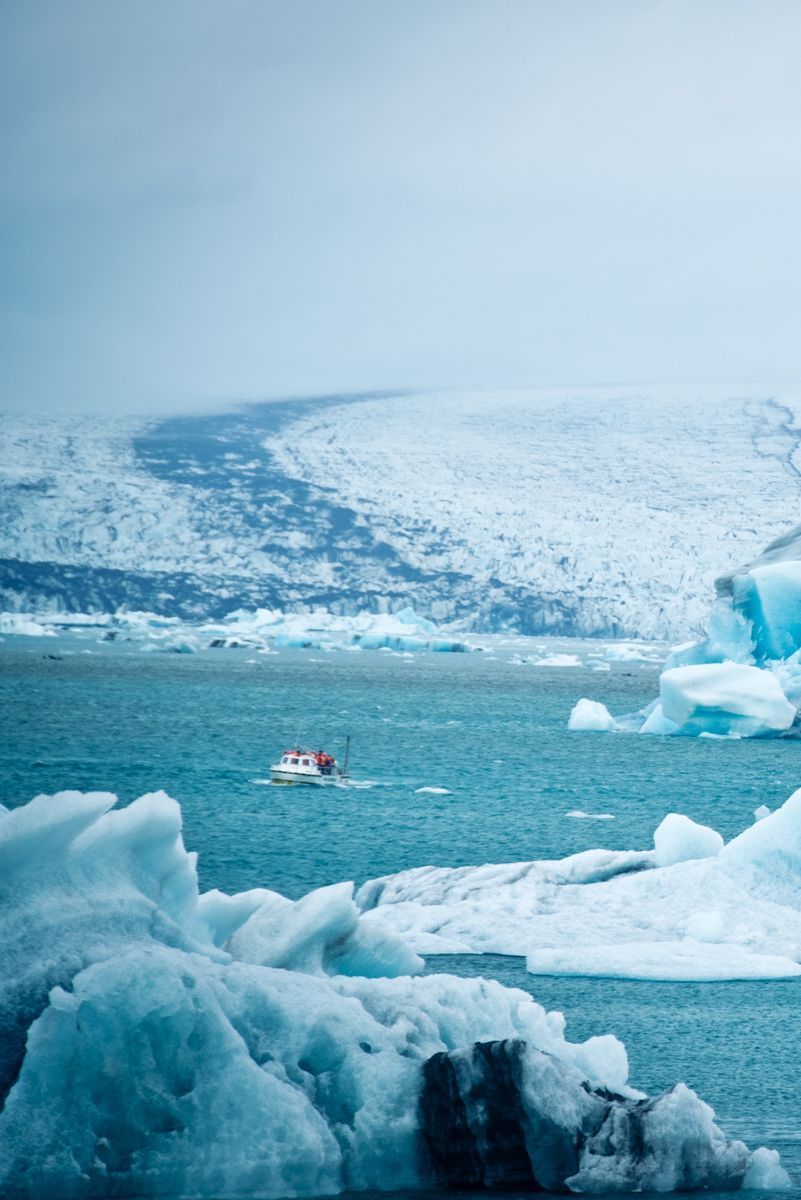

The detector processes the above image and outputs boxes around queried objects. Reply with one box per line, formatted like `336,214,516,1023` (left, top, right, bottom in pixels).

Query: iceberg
357,788,801,981
657,663,795,737
652,812,724,866
573,525,801,737
568,698,618,731
0,790,786,1196
0,613,56,637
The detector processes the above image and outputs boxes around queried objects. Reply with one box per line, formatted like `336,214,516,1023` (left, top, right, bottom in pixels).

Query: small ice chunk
742,1147,793,1190
603,643,660,662
568,699,617,732
753,805,771,822
653,813,724,867
415,786,451,795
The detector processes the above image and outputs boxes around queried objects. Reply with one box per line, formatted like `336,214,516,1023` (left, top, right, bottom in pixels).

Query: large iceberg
0,790,786,1196
573,524,801,737
357,789,801,981
655,663,796,737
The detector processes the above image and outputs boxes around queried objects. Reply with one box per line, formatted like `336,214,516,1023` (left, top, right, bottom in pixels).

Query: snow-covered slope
3,387,801,636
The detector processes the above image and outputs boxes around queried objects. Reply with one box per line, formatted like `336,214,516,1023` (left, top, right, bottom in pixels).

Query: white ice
6,391,801,640
652,813,724,866
657,664,796,738
568,698,618,731
357,788,801,980
0,788,787,1196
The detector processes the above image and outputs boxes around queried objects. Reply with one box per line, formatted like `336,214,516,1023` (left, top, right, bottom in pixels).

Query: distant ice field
3,386,801,635
266,386,801,637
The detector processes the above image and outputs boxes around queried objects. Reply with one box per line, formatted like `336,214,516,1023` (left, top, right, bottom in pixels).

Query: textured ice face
359,789,801,982
420,1039,758,1194
575,529,801,739
4,390,801,638
0,790,788,1196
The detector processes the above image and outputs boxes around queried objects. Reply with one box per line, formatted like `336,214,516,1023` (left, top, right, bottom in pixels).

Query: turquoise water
4,640,799,896
4,638,801,1192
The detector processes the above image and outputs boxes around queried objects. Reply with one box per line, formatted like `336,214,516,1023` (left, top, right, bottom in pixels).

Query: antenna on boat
342,735,350,778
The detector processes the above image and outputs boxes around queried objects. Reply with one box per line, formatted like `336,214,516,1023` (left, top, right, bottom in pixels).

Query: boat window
290,756,299,764
302,758,310,766
281,756,288,763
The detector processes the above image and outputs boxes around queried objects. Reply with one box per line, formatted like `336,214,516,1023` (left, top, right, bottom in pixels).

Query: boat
270,737,350,785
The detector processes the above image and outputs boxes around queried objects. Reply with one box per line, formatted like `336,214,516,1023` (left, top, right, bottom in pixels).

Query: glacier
4,387,801,637
0,789,789,1196
356,788,801,981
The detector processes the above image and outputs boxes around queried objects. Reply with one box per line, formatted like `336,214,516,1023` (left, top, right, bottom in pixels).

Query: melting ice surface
2,789,791,1198
358,792,801,981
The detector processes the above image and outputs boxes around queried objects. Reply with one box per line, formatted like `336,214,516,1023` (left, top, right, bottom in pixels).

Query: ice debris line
0,792,789,1197
571,523,801,737
0,605,471,654
357,789,801,982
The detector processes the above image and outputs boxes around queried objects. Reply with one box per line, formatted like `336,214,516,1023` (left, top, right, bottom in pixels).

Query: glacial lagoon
4,634,801,1192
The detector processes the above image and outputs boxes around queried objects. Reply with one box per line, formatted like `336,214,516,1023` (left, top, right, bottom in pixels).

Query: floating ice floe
652,663,796,738
0,790,788,1196
0,604,472,655
357,788,801,982
527,652,582,667
602,642,663,663
571,524,801,737
566,810,615,820
0,613,57,637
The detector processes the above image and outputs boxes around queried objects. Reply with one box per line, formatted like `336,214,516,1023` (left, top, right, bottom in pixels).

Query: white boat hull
270,767,340,786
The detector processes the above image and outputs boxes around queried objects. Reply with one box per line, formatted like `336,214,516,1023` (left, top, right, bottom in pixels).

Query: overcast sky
2,0,801,413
